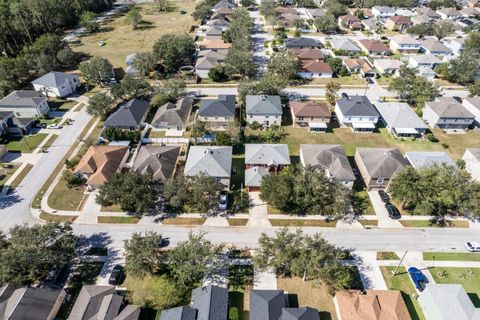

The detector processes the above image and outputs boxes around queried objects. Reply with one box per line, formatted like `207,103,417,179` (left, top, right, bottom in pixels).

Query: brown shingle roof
388,15,412,24
276,7,297,14
290,101,330,117
299,61,332,73
289,48,325,61
339,14,361,23
359,39,391,53
199,40,232,50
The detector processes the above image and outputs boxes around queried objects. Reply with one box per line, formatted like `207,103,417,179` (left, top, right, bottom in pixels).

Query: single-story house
289,101,330,131
151,97,193,131
132,145,180,183
423,97,475,130
411,14,435,25
245,144,290,191
375,102,427,137
250,290,287,320
191,285,228,320
354,147,409,189
416,7,441,19
212,0,236,12
463,148,480,181
31,71,80,98
456,17,480,28
284,37,320,49
0,90,50,117
408,54,441,68
300,144,355,188
288,48,325,61
74,145,130,189
405,151,455,169
374,59,403,75
371,6,395,18
184,146,233,187
460,7,479,17
384,15,413,31
298,60,333,78
462,96,480,128
198,95,236,129
334,94,380,132
104,99,149,130
357,39,391,56
417,65,436,80
343,58,375,77
199,39,231,50
389,35,421,53
306,8,325,20
437,7,462,20
418,284,480,320
246,95,282,128
204,25,224,40
206,18,229,30
421,39,452,55
195,49,228,79
125,53,140,77
338,14,362,30
334,290,411,320
361,18,382,31
396,8,415,16
330,38,361,54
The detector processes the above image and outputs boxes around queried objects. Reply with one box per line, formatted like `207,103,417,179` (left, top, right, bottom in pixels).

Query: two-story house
384,15,413,31
334,95,380,132
184,146,233,188
0,90,50,117
198,95,236,130
389,35,421,53
371,6,395,18
289,101,330,132
462,96,480,129
31,72,80,98
246,95,282,128
423,97,475,130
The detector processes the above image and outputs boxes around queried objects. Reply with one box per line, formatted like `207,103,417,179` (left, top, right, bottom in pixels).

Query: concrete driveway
368,190,403,228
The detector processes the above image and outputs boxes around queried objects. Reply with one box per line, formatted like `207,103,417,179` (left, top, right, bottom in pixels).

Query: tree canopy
79,57,114,85
86,92,114,119
111,76,152,100
267,51,299,80
124,232,164,278
153,34,196,73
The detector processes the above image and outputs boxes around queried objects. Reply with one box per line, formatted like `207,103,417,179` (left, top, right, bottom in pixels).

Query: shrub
426,133,438,142
208,65,228,82
229,308,240,320
249,121,260,130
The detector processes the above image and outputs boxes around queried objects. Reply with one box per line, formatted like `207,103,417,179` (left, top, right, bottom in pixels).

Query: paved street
250,10,272,76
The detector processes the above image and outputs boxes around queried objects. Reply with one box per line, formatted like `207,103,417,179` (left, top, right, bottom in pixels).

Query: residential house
334,290,411,320
442,37,466,56
354,147,409,189
246,95,282,127
357,39,391,55
212,0,236,13
298,60,333,78
375,102,427,137
300,144,355,188
249,290,287,320
280,308,320,320
338,14,362,30
132,145,180,183
371,6,395,18
184,146,232,187
284,37,320,49
417,65,436,80
160,307,197,320
206,18,230,30
198,95,236,129
0,285,66,320
396,8,415,16
288,48,325,61
463,148,480,181
289,101,330,131
0,111,35,137
389,35,421,53
204,26,224,40
462,96,480,128
151,97,193,131
0,90,50,117
244,144,290,191
468,0,480,8
437,7,462,20
456,17,480,28
68,285,139,320
104,99,149,130
408,54,441,68
411,14,435,25
384,15,413,31
343,58,375,77
213,7,234,17
421,39,452,55
191,285,228,320
125,53,140,77
306,8,325,20
361,18,382,31
75,145,129,189
330,38,361,54
195,49,228,79
405,151,455,169
460,7,479,17
334,94,380,132
423,97,475,130
374,59,403,75
275,7,298,15
278,13,305,29
199,39,231,50
416,7,441,19
31,71,80,98
419,284,480,320
0,111,12,136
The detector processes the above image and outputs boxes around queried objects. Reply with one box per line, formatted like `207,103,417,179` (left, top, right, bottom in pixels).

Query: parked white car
47,124,63,129
465,242,480,252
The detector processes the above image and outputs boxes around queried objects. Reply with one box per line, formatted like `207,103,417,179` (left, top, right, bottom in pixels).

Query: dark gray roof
151,97,193,127
0,111,13,121
31,71,78,87
0,90,46,108
68,285,118,320
281,307,320,320
285,37,319,48
250,290,286,320
336,95,379,117
191,285,228,320
199,95,236,117
133,145,180,182
160,307,197,320
246,95,282,116
300,144,355,182
104,99,149,128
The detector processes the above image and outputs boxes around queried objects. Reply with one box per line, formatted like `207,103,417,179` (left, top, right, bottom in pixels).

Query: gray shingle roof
191,285,228,320
425,97,474,118
245,166,269,187
31,71,78,88
114,305,141,320
0,90,46,108
104,99,149,128
184,146,232,178
375,102,427,130
195,56,220,70
466,148,480,160
133,145,180,182
281,307,320,320
246,95,282,116
421,39,451,53
285,37,319,48
68,285,117,320
405,151,455,169
160,306,197,320
356,148,409,179
336,95,379,117
300,144,355,182
199,95,236,117
245,144,290,166
330,38,360,52
250,290,286,320
151,97,193,127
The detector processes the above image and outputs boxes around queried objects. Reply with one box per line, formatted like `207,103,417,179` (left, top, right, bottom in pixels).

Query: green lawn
43,134,58,149
377,252,400,260
269,219,337,227
227,218,249,226
430,267,480,307
97,216,140,224
423,252,480,262
6,163,33,191
161,217,206,225
49,99,78,111
399,220,470,228
39,211,78,223
0,164,20,188
307,74,367,86
5,133,48,153
228,265,254,320
48,178,86,211
380,266,426,320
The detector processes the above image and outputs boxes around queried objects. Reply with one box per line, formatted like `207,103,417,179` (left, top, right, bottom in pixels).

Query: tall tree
259,0,277,23
124,232,164,277
79,57,114,85
326,81,340,107
133,52,156,77
469,81,480,97
153,34,196,73
267,51,299,80
126,7,142,30
111,75,152,100
151,78,187,106
86,92,113,119
79,11,100,33
314,14,338,33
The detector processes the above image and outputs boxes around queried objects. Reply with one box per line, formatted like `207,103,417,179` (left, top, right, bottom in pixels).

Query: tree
153,0,170,11
225,49,256,79
126,7,142,30
0,223,76,285
439,52,480,85
314,14,337,33
190,119,208,144
133,52,156,77
465,32,480,52
323,0,348,18
187,173,223,213
111,75,152,100
208,64,228,82
103,127,141,143
167,232,224,289
86,92,113,119
153,34,196,73
127,275,185,310
433,20,454,39
79,57,114,85
240,0,256,7
192,0,216,21
267,51,298,80
124,232,164,278
469,81,480,97
406,23,434,38
96,171,159,214
215,131,231,146
326,81,341,107
260,0,277,23
80,11,100,33
326,57,349,77
237,76,288,102
152,78,187,107
226,120,241,143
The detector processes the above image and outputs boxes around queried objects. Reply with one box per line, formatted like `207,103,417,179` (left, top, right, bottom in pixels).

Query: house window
377,177,384,185
298,116,304,121
369,117,375,121
265,116,269,119
250,115,253,118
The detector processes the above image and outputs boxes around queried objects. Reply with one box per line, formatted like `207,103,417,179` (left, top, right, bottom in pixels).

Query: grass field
100,204,124,212
399,220,469,228
423,252,480,262
307,75,367,86
47,177,86,211
49,99,78,111
269,219,337,227
72,2,197,68
380,266,425,320
430,267,480,307
97,216,140,224
377,251,400,260
358,219,378,227
6,133,48,153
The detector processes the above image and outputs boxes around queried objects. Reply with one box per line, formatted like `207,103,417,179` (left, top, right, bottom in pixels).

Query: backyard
228,265,254,320
430,267,480,307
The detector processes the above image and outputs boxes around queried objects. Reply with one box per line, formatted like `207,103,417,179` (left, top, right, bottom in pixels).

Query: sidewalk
247,192,271,228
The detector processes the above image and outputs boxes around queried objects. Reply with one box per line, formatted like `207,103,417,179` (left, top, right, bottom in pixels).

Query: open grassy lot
0,164,20,188
399,220,469,228
5,133,48,153
430,267,480,307
72,2,197,68
49,99,78,111
47,177,86,211
377,251,400,260
380,266,425,320
431,129,480,159
423,252,480,262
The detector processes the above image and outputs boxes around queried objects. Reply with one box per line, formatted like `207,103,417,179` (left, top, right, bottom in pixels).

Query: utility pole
393,250,408,276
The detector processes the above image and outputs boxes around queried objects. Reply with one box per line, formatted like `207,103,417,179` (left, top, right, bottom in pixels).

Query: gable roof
425,97,474,118
245,166,270,187
374,59,403,71
0,90,46,108
68,285,126,320
290,101,330,118
245,144,290,166
464,96,480,111
250,290,286,320
199,95,236,117
191,285,228,320
151,97,193,127
160,307,197,320
300,144,355,181
285,37,319,48
372,5,395,13
356,148,408,179
391,35,420,46
336,95,379,117
184,146,232,178
246,95,282,115
288,48,325,60
133,145,180,182
281,307,320,320
375,102,427,129
31,71,78,87
299,61,332,73
358,39,391,53
408,54,441,65
199,39,232,50
340,14,361,22
405,151,455,169
416,7,441,18
330,38,361,52
104,99,149,128
437,7,461,16
421,39,451,53
205,26,224,36
466,148,480,161
387,15,412,24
